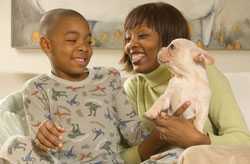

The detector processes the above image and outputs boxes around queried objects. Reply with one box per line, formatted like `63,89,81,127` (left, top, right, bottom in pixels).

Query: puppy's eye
170,44,175,50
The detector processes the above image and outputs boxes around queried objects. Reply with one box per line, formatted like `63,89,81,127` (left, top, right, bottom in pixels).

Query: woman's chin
133,66,150,74
133,63,160,74
132,64,143,73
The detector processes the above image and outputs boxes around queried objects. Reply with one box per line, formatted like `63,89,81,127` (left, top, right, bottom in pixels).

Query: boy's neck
51,69,89,81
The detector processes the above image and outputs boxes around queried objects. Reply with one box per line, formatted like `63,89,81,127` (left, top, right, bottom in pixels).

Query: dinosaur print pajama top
0,67,149,164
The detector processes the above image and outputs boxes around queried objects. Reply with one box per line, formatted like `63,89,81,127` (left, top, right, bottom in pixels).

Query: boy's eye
86,37,93,46
87,40,93,46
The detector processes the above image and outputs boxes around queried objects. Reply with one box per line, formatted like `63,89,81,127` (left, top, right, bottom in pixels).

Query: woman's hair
120,2,190,72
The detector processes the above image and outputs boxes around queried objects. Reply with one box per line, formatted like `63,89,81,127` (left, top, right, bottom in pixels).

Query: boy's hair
39,8,87,37
120,2,190,72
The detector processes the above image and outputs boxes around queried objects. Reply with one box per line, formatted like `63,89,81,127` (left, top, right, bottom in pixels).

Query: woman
120,2,250,163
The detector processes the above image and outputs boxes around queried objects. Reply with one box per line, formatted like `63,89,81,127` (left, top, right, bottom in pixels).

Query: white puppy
145,38,214,133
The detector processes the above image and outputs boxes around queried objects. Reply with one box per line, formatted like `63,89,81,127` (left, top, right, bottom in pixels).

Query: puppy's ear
157,47,169,64
192,47,214,66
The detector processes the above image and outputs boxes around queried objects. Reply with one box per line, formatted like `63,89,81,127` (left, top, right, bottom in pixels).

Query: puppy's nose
169,44,175,50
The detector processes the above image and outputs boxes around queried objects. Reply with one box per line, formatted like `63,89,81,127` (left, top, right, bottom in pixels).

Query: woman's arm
154,65,250,148
154,113,210,148
122,76,193,162
206,65,250,144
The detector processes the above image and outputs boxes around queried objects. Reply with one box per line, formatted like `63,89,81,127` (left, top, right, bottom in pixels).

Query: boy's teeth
75,58,85,64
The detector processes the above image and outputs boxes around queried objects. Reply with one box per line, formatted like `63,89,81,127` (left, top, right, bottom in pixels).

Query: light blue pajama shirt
0,67,149,164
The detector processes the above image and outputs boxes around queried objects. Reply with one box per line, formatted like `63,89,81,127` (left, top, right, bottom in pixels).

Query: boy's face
40,16,92,81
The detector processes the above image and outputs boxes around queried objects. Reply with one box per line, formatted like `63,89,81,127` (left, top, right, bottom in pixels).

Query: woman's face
124,25,161,73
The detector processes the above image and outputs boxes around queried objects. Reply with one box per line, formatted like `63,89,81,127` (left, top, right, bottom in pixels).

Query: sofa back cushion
0,72,36,99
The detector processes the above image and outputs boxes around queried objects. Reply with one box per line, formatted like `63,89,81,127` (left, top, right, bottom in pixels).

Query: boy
0,9,148,164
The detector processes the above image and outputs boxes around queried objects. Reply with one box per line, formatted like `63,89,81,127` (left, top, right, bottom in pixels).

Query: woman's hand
154,102,210,148
34,120,65,152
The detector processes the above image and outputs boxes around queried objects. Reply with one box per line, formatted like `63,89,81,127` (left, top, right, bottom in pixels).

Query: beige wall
1,0,250,75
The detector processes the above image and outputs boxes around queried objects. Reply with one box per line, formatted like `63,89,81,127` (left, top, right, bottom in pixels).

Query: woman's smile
130,53,146,64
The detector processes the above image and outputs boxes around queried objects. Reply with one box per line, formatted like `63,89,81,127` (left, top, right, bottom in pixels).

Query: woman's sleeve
206,65,250,144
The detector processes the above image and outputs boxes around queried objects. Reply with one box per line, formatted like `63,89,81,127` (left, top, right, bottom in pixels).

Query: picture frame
11,0,250,50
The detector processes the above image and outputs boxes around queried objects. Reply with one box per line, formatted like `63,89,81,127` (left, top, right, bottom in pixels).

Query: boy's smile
40,16,92,81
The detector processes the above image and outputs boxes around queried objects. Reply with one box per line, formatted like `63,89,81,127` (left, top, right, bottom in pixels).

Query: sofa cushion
0,91,27,145
0,72,36,99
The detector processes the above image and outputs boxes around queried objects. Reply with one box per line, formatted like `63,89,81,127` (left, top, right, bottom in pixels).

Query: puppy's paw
144,111,157,120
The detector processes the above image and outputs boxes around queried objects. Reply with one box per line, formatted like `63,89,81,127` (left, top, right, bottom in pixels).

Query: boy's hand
34,120,65,152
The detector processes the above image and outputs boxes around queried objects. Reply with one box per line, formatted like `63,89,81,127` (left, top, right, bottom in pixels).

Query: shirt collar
140,65,171,87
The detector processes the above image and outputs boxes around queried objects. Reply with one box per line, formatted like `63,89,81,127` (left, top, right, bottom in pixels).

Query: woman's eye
138,33,149,38
138,34,148,39
67,40,76,42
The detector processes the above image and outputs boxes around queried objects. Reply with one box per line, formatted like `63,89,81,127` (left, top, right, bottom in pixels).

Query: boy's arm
110,72,143,163
22,81,51,140
22,77,65,152
119,76,142,163
115,73,165,163
113,73,149,145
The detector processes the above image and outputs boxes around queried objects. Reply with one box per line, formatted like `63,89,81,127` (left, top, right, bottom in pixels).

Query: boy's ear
40,36,52,55
192,47,214,66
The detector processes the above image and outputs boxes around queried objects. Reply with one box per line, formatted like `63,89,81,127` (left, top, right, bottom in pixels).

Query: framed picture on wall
11,0,250,50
